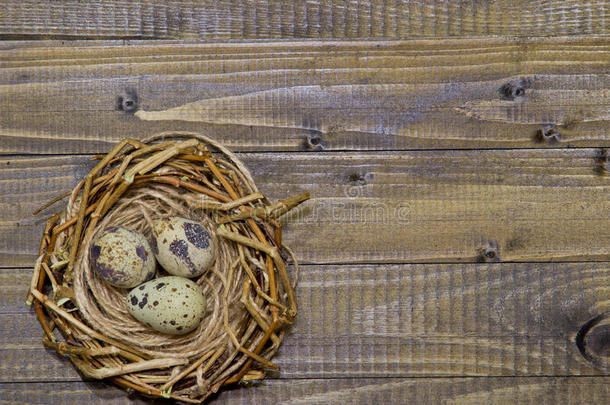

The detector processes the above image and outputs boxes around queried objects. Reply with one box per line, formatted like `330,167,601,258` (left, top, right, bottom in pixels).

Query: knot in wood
479,240,500,262
305,133,325,151
595,149,608,175
499,77,531,100
347,172,367,186
117,89,139,113
538,124,560,143
576,313,610,370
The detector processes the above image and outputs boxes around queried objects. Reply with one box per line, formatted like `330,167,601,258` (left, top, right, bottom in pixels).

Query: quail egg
126,276,207,335
89,226,156,288
151,216,216,278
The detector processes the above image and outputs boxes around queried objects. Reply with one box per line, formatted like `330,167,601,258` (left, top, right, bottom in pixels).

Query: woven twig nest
28,132,309,402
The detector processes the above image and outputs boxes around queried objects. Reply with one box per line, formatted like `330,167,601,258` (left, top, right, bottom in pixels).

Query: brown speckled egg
126,276,207,335
90,226,156,289
152,217,216,278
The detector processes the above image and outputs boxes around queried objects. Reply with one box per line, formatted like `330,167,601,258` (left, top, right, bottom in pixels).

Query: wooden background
1,1,609,403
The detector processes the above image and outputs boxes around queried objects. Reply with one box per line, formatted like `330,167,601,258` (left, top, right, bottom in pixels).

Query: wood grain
3,150,610,267
1,262,608,381
1,378,608,404
1,37,609,154
1,1,609,39
2,3,609,402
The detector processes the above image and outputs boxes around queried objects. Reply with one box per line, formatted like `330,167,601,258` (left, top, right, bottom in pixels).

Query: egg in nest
126,276,207,335
89,226,156,288
151,216,216,278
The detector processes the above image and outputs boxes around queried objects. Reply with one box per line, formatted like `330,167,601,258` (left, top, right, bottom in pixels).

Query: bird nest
28,132,309,402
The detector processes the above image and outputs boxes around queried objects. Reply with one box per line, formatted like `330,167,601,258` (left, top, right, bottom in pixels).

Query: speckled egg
126,276,207,335
90,226,156,289
151,216,216,278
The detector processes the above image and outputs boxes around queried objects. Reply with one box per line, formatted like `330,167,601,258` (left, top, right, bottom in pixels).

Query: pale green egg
126,276,207,335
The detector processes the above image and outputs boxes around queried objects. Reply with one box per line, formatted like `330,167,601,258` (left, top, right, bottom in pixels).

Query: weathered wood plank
1,378,608,404
0,1,609,39
1,38,609,154
2,150,610,266
1,262,608,380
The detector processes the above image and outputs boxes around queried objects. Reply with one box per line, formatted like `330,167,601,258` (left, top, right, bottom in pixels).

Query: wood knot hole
479,240,499,262
499,78,531,100
304,133,326,151
537,124,560,143
348,172,367,186
117,89,139,113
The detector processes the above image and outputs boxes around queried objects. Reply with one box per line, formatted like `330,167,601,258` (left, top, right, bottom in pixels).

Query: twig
223,319,278,385
187,192,264,211
26,255,44,306
240,280,280,346
218,192,310,224
70,356,188,379
65,138,143,283
222,295,278,370
203,157,287,323
30,289,149,360
159,348,219,392
217,227,273,254
43,336,120,357
124,139,198,182
32,190,72,215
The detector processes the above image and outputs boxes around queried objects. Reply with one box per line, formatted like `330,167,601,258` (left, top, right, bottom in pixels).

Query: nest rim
28,132,308,403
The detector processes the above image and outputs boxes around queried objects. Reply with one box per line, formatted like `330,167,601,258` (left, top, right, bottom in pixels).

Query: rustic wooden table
1,1,609,403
